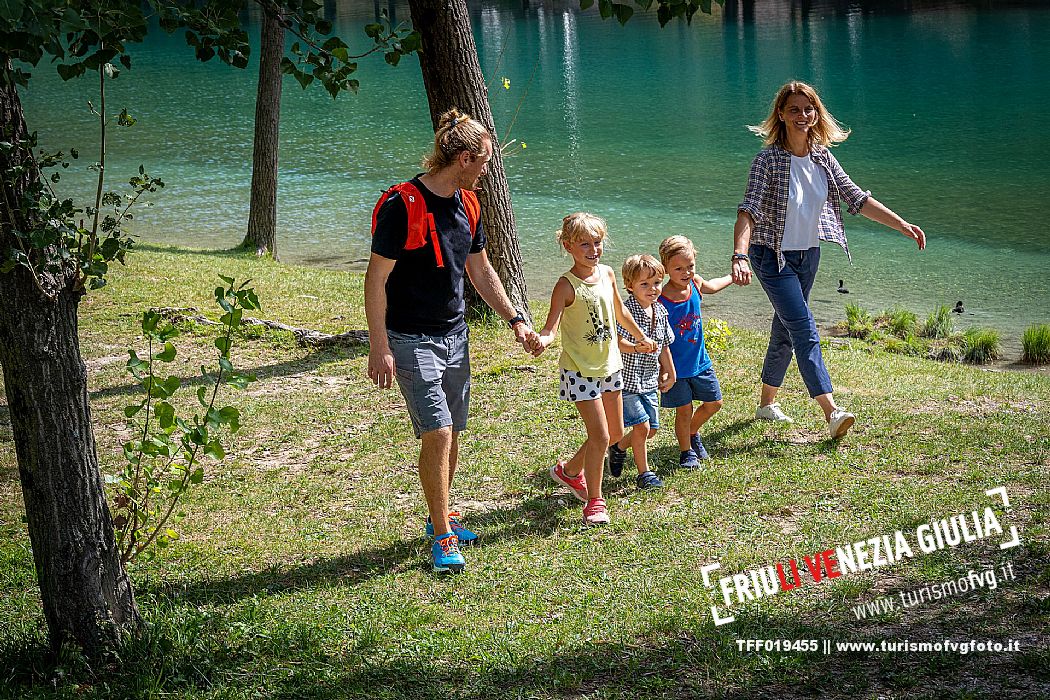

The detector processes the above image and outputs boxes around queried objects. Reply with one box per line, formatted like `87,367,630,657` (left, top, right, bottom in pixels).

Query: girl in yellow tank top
534,213,656,526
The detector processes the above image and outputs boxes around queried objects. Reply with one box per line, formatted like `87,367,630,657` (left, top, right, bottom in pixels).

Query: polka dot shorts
559,368,623,402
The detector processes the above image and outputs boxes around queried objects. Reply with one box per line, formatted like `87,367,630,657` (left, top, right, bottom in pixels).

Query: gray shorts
388,328,470,439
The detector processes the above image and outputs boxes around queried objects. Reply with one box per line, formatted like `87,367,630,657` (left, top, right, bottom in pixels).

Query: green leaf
612,3,634,24
189,467,204,484
0,0,25,23
154,401,175,430
384,51,401,67
399,32,422,54
204,440,225,460
142,310,160,334
294,71,314,89
218,274,234,285
218,357,234,373
124,403,143,418
197,385,208,407
215,336,231,355
161,376,181,396
580,0,595,9
154,341,176,362
364,22,383,39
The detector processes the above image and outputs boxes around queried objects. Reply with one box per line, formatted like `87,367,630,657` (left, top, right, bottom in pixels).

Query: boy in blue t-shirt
657,236,734,468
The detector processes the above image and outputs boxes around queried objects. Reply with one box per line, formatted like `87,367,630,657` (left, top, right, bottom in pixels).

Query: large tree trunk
407,0,532,324
242,11,285,259
0,68,140,661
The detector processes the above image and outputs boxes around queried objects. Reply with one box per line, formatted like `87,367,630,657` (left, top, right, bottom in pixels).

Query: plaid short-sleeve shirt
738,144,870,271
617,294,675,394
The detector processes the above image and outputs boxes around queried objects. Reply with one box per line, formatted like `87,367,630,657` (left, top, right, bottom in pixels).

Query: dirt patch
909,395,1043,417
246,373,352,398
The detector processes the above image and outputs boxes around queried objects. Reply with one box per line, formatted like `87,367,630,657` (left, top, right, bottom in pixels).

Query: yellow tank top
559,266,622,378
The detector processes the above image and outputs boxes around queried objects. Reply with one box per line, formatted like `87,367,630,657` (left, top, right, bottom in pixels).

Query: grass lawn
1,245,1047,699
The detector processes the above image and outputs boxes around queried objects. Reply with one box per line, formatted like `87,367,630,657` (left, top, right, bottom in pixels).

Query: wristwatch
731,253,750,261
507,313,527,329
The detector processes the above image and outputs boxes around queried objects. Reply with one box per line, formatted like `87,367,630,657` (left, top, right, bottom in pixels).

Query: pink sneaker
582,498,610,526
550,461,588,502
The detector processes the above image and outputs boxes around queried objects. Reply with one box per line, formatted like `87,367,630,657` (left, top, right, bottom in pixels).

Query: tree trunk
407,0,532,324
242,11,284,259
0,69,140,661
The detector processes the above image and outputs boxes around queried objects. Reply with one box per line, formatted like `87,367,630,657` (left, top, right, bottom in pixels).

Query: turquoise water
21,1,1050,338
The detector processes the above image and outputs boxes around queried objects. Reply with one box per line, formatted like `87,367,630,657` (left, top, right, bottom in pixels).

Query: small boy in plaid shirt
607,255,676,489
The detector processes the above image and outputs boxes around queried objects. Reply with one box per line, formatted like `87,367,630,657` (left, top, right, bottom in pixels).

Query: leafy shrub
843,302,874,339
704,317,733,355
885,334,929,356
922,305,955,339
929,334,965,363
877,307,919,339
1021,324,1050,364
961,327,1002,364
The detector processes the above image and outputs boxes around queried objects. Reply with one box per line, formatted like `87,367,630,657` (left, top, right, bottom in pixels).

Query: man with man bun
365,108,536,573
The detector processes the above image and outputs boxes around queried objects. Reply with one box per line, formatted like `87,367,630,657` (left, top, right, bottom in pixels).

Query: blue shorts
623,390,660,431
660,367,722,409
388,329,470,439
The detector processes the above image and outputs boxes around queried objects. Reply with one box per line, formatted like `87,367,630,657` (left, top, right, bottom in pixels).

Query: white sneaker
755,402,794,423
828,408,856,439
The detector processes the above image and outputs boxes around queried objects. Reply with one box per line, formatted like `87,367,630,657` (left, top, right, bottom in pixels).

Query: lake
21,0,1050,342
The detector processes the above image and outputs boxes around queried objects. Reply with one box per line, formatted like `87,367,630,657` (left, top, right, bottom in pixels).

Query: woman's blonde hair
747,81,850,149
658,235,695,267
622,254,665,289
422,108,492,174
557,212,607,246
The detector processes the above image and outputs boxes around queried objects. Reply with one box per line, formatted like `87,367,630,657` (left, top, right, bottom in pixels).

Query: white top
781,154,829,251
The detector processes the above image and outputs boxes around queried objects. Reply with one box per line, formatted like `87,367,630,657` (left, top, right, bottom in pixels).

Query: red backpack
370,182,481,268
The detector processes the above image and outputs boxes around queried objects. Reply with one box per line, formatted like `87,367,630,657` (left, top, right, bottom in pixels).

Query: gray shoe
755,402,794,423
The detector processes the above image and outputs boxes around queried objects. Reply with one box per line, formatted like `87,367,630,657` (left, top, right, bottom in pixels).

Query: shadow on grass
90,345,368,401
139,494,571,608
3,549,1046,698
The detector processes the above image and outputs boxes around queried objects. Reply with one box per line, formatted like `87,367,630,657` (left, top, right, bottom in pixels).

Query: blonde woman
731,81,926,438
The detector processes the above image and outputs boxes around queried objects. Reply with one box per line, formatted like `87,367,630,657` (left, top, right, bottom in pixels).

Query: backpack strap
460,188,481,239
372,182,445,266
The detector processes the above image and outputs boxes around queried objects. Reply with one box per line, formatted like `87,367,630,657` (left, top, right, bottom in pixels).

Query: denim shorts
660,366,722,408
623,390,660,430
388,328,470,438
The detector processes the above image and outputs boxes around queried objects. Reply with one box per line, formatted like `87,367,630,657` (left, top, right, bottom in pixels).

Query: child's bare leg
690,399,723,434
674,404,694,450
569,398,611,500
629,422,650,474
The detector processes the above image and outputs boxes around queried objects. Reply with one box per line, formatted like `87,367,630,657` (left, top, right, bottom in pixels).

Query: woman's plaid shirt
738,144,870,271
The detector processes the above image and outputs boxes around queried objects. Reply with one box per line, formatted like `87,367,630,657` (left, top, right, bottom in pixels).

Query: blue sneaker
425,511,478,545
690,433,710,460
431,532,465,573
679,449,700,469
636,471,664,490
607,443,627,478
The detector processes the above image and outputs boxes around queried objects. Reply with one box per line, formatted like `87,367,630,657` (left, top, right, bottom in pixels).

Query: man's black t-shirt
371,176,486,335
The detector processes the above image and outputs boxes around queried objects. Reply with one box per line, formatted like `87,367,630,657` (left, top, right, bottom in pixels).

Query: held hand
731,259,752,286
367,348,396,389
532,333,554,357
513,322,534,350
522,327,542,355
900,222,926,251
658,372,676,393
635,336,657,354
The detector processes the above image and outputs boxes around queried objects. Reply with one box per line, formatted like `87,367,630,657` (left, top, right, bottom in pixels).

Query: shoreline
303,250,1045,374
